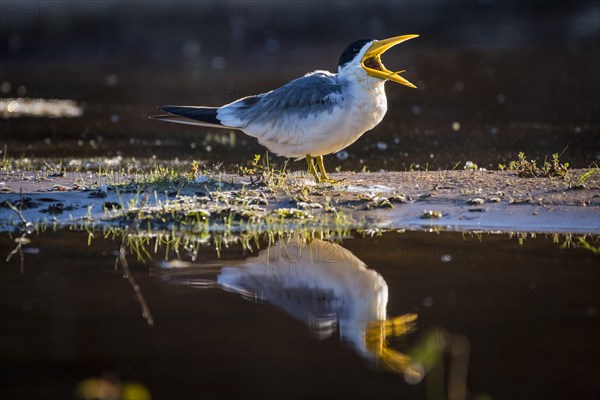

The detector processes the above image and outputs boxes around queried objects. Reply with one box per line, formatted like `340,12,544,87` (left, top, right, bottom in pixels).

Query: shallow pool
1,229,598,399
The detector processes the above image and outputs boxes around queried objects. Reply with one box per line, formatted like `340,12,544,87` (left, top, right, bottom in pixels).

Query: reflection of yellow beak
365,313,423,379
361,35,419,88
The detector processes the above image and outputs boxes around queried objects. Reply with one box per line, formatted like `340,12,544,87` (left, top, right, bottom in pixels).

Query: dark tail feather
150,105,227,129
161,105,221,125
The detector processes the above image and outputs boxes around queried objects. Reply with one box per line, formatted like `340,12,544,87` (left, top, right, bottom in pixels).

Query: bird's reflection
158,237,421,379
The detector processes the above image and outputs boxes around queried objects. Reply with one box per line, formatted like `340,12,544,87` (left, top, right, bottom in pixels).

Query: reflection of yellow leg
365,313,422,379
316,155,329,181
305,155,320,181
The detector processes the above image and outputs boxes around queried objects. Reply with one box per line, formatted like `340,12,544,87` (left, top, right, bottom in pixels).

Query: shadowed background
1,0,599,171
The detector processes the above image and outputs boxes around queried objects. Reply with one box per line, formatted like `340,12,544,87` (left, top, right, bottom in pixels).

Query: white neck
338,61,386,89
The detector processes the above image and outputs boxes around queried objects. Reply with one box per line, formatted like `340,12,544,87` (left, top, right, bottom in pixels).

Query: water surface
1,229,598,399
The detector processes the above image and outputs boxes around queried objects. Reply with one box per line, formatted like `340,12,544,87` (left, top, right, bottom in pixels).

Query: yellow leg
305,155,320,181
316,155,329,181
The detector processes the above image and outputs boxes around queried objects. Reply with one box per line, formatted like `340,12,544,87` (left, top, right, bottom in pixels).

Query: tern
158,237,421,377
152,35,419,182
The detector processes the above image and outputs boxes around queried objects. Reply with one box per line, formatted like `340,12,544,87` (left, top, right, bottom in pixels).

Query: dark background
1,0,599,171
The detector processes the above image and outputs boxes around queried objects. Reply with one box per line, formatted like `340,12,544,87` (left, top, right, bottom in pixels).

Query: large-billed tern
152,35,419,182
158,237,421,377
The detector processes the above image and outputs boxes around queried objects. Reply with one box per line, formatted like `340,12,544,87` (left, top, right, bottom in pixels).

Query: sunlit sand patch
345,184,393,193
0,98,83,118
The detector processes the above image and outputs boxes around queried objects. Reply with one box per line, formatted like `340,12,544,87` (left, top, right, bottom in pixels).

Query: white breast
328,76,388,155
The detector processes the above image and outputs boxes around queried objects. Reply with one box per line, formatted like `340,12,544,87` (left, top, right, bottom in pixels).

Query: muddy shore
1,169,598,234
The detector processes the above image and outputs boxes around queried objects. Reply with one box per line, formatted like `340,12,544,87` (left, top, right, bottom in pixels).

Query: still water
1,229,598,399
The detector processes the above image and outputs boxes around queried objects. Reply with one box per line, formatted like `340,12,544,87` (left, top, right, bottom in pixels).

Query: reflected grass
2,222,597,400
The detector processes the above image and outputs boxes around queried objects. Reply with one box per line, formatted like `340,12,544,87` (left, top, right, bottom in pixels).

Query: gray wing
216,70,345,128
219,272,342,339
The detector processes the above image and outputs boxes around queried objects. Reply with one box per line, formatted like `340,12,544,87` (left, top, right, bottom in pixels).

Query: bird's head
338,35,419,88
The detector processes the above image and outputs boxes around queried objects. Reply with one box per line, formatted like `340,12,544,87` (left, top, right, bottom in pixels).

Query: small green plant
238,154,262,177
238,153,288,188
568,165,600,189
576,237,600,254
125,164,194,191
507,151,569,178
463,161,478,171
186,160,201,180
1,144,8,170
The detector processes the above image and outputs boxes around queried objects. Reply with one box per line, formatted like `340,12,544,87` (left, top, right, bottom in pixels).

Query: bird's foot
316,175,345,185
306,155,321,182
312,155,345,185
306,155,345,184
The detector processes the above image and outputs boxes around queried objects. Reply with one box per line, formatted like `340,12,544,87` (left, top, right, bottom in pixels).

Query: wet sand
2,169,598,234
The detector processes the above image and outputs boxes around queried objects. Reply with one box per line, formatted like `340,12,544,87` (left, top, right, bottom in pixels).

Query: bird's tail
153,259,223,288
150,105,229,129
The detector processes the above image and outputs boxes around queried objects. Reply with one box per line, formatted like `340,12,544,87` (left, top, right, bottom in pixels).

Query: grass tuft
504,151,569,178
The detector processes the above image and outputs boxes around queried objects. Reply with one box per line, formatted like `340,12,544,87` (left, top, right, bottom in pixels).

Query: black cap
338,39,374,67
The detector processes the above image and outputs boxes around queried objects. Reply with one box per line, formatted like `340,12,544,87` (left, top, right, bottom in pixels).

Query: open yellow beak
361,34,419,88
